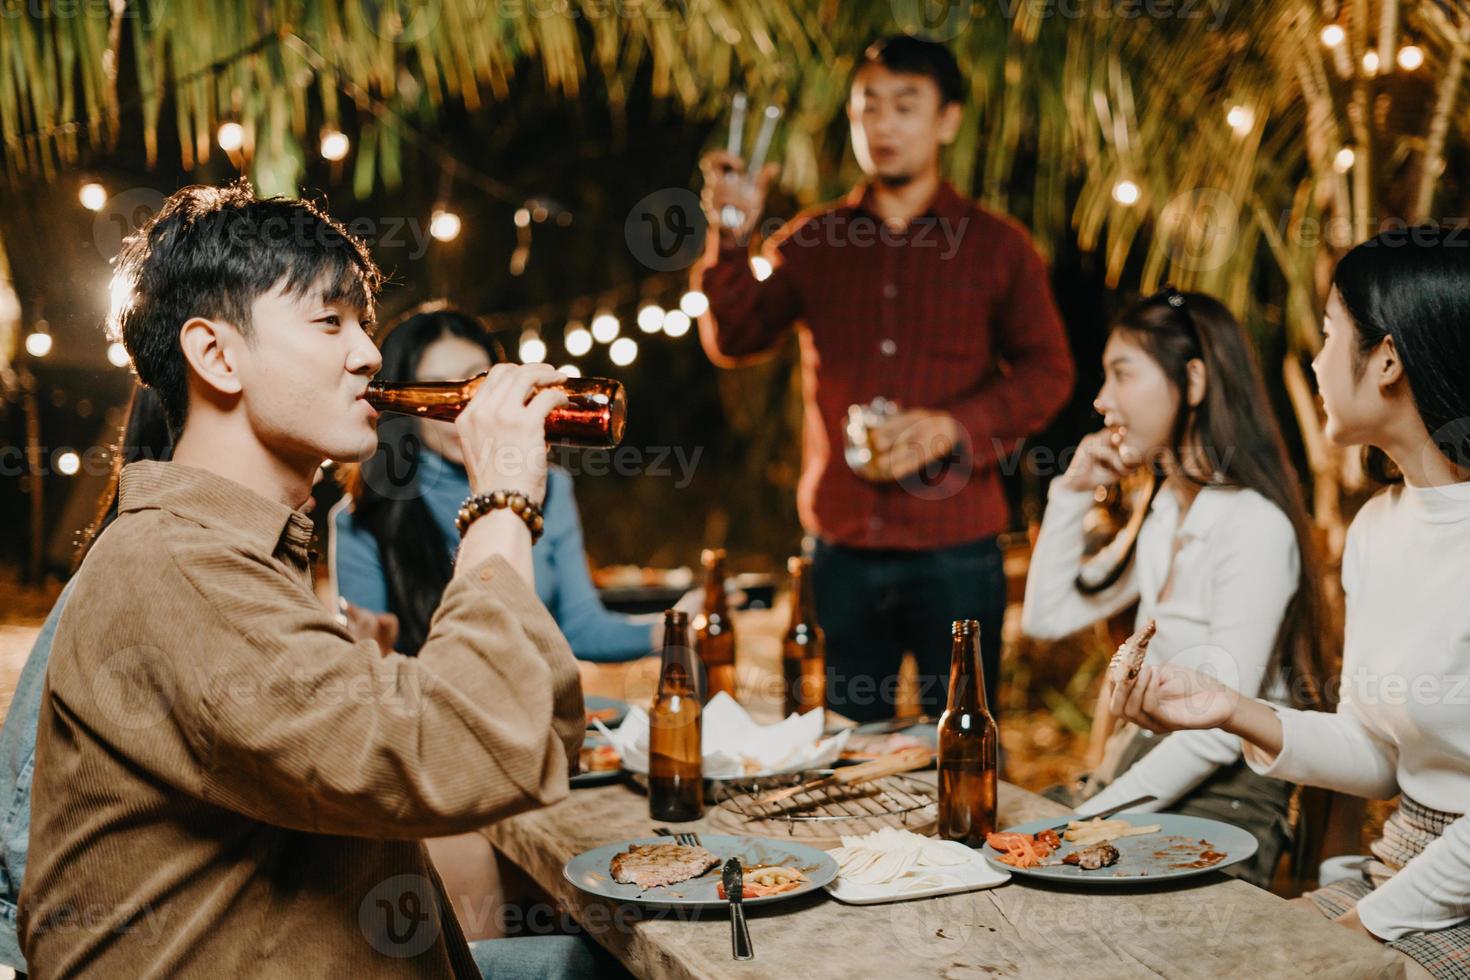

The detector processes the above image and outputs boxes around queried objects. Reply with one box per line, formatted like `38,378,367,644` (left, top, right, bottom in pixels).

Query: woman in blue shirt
331,302,670,660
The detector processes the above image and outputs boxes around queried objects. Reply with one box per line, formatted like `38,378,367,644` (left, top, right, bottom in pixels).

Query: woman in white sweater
1022,287,1331,886
1110,228,1469,978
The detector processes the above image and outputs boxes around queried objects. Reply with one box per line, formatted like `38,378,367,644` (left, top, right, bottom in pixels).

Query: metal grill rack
715,769,936,826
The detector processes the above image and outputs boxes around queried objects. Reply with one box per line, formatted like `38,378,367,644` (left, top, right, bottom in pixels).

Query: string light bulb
1397,45,1424,71
609,337,638,366
1362,51,1380,75
1226,105,1254,136
25,329,52,358
1334,146,1356,172
320,130,350,162
565,324,593,357
1320,24,1345,48
55,451,80,476
557,364,583,378
79,182,108,211
662,310,692,338
637,304,665,333
518,329,547,364
679,290,710,317
591,312,620,343
429,209,462,242
107,341,129,367
749,256,773,282
1112,179,1141,206
217,122,245,153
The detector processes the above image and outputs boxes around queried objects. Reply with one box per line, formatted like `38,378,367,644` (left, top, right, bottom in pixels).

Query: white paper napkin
600,692,850,779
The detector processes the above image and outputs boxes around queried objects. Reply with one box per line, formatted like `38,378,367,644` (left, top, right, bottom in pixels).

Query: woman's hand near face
1059,428,1140,492
1107,660,1240,733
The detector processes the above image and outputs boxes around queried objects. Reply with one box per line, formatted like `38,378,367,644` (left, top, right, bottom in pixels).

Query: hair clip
1165,289,1185,308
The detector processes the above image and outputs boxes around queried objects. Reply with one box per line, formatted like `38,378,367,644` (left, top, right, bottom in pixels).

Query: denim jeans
812,536,1006,723
469,935,626,978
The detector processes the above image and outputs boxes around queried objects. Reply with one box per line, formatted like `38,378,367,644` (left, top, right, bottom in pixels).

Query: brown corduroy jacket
18,461,583,978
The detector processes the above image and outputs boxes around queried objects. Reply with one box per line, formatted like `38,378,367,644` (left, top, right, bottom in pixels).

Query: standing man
695,36,1074,722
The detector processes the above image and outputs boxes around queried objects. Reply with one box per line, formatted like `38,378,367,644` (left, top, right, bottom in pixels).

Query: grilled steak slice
1063,842,1121,870
610,843,721,889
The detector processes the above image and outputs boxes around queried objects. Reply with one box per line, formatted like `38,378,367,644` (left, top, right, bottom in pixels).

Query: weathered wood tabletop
480,775,1405,979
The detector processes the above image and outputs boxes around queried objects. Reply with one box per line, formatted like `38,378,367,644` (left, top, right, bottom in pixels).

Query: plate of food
564,834,837,909
982,812,1257,885
571,735,623,788
585,695,629,730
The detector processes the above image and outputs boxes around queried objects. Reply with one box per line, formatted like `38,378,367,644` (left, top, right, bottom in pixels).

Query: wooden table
481,776,1406,979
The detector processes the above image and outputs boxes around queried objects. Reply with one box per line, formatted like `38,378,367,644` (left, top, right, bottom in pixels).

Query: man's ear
1186,357,1208,408
178,316,243,396
937,102,963,145
1375,335,1404,393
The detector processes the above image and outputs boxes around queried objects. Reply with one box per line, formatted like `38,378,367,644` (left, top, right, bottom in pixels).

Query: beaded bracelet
455,489,545,544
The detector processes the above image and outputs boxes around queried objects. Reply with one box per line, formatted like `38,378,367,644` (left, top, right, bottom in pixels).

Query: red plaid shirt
694,181,1074,551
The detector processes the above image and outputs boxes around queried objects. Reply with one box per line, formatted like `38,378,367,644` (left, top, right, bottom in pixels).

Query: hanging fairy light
679,290,710,317
217,122,245,153
637,304,665,333
609,337,638,366
514,207,532,228
55,451,80,477
591,312,620,343
107,341,130,368
1112,179,1141,206
662,310,692,338
557,364,583,378
1362,51,1380,75
320,130,350,162
565,323,593,357
749,256,774,282
25,328,53,358
1226,105,1254,136
519,328,547,364
1397,45,1424,71
1320,24,1345,48
429,209,462,242
79,182,108,211
1334,146,1356,173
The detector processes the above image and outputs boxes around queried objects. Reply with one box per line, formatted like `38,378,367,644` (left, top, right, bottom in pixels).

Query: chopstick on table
753,747,934,808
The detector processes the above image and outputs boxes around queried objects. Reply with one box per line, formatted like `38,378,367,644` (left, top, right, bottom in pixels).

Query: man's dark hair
861,36,965,106
107,180,383,436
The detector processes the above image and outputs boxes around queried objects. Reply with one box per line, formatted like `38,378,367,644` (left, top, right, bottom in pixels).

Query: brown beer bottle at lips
936,619,999,845
649,610,705,822
781,556,826,716
364,373,626,448
693,549,738,702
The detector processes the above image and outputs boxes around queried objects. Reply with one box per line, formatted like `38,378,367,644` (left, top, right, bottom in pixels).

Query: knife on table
723,858,753,960
1043,795,1157,835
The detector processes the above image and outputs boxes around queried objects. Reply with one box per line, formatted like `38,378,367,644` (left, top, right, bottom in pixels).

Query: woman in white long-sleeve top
1022,287,1332,887
1109,227,1469,978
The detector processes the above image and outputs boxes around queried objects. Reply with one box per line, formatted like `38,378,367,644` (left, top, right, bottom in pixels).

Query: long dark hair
1084,288,1332,710
74,385,174,570
340,302,505,654
1333,225,1470,484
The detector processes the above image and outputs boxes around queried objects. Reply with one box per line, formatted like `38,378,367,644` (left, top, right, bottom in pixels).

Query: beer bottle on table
781,556,826,716
364,374,626,448
693,549,738,702
937,619,998,845
649,610,705,822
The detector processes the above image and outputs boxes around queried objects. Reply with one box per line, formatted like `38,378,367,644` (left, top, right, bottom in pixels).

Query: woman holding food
1108,228,1470,977
1021,287,1332,887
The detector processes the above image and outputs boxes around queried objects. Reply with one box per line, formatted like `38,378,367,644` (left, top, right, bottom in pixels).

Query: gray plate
564,834,838,909
585,695,629,730
984,812,1257,885
571,733,623,789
